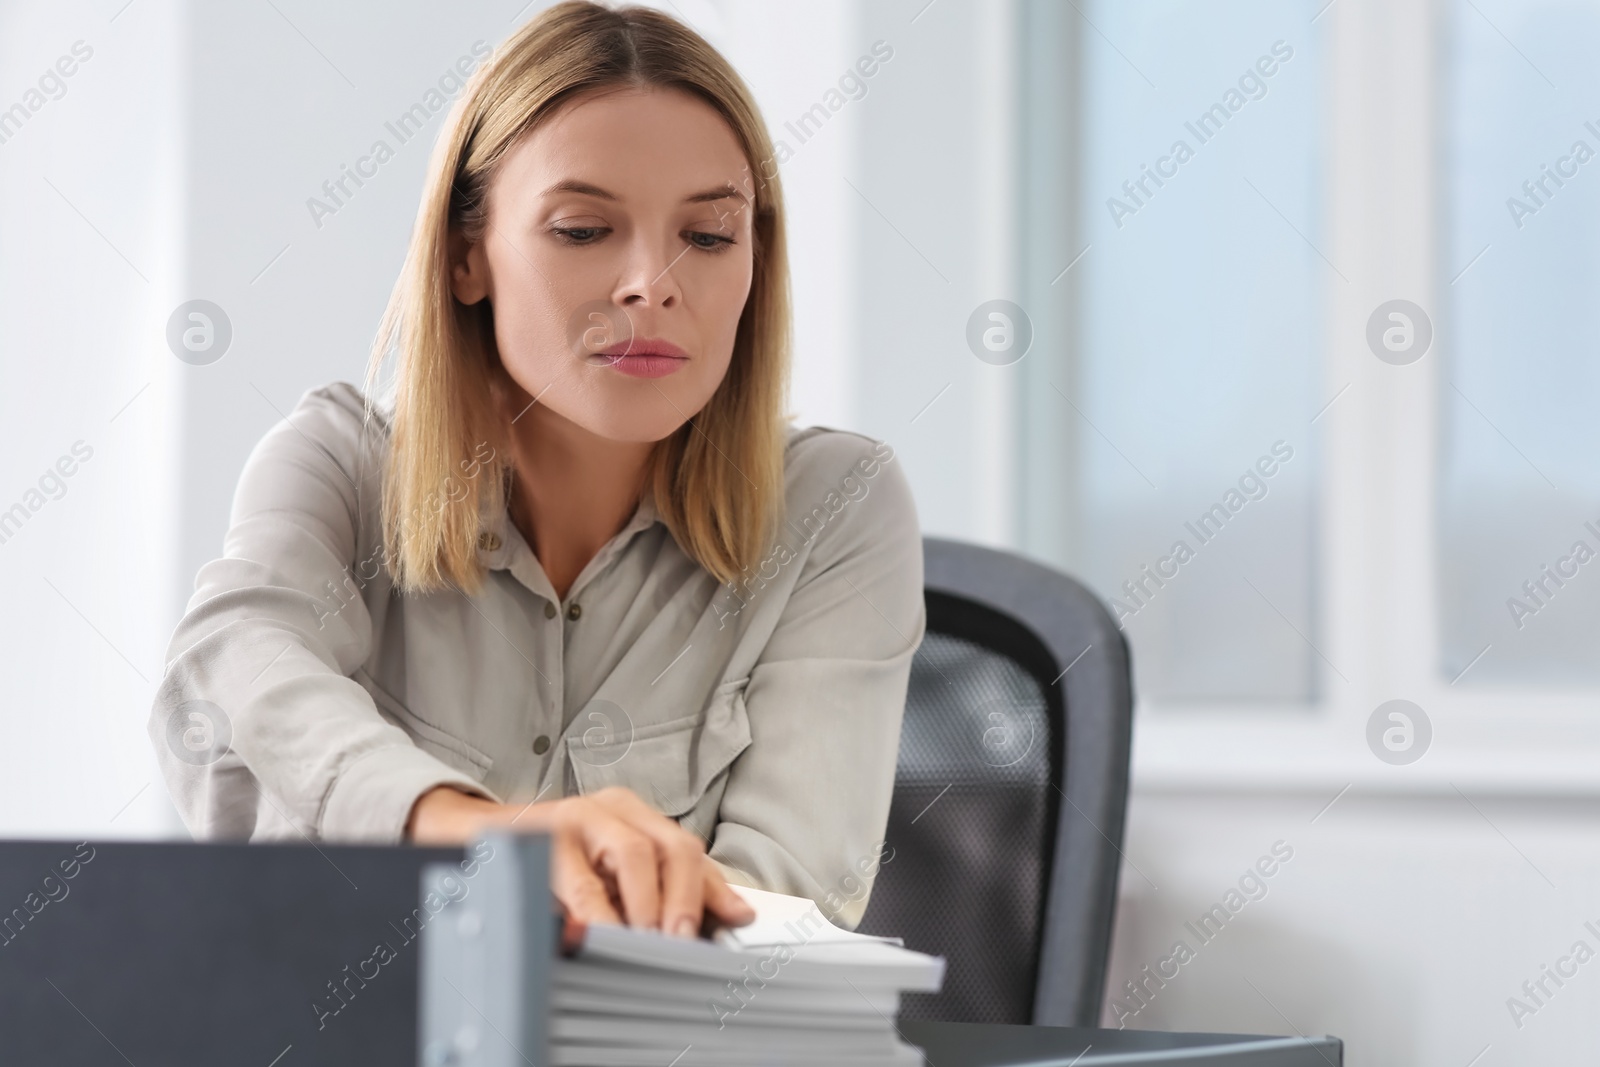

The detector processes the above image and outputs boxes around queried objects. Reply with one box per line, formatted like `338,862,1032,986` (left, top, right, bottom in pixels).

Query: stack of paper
551,885,945,1067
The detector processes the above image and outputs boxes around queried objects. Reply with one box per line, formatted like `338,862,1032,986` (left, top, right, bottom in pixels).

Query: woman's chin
569,405,697,446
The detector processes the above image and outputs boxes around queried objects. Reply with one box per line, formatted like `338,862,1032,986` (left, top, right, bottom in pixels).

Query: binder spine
417,831,552,1067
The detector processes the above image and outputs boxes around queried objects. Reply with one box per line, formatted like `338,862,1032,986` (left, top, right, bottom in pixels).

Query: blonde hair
368,0,791,595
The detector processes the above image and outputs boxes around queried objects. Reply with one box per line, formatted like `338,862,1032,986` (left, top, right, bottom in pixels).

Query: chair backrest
855,536,1134,1027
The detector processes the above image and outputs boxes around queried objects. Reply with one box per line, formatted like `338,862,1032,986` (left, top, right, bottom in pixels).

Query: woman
149,1,924,939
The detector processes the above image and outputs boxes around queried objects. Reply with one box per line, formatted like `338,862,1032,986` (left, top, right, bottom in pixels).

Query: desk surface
902,1020,1342,1066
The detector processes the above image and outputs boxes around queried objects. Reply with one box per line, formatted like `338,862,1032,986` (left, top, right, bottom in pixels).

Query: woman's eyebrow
683,182,747,205
540,178,748,206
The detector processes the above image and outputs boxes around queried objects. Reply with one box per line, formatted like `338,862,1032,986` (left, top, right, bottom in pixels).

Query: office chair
855,536,1134,1028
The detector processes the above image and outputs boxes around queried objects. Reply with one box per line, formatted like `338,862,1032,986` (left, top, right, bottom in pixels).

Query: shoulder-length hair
368,0,791,595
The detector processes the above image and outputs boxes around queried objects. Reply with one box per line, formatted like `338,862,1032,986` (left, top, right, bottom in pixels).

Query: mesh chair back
856,537,1133,1027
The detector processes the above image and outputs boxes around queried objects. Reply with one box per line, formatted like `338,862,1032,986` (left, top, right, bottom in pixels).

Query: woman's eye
553,226,606,244
686,231,735,253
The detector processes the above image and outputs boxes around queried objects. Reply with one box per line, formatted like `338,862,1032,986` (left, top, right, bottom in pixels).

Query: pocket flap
567,678,752,816
355,668,494,778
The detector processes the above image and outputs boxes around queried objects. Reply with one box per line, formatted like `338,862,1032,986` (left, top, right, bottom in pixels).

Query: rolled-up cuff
320,743,501,842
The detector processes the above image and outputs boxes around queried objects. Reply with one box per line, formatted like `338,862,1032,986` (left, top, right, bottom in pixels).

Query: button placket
486,516,565,796
505,495,656,802
525,584,563,791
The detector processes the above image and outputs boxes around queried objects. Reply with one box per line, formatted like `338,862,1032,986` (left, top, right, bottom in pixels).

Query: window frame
1043,0,1600,796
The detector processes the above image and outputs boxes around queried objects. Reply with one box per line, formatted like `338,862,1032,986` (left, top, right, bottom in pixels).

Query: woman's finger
589,788,708,937
550,829,623,927
581,811,664,929
702,859,757,927
649,831,707,937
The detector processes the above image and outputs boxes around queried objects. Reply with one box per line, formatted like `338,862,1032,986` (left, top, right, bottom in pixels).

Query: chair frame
922,536,1134,1027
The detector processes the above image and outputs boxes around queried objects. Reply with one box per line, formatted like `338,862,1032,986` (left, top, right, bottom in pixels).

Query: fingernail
675,916,698,938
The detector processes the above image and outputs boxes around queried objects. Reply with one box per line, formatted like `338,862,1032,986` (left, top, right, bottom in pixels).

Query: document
553,887,944,1067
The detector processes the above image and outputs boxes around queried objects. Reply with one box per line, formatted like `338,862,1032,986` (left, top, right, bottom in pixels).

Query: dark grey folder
0,838,468,1066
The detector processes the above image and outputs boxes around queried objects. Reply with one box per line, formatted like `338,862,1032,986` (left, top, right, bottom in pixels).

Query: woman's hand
405,784,755,937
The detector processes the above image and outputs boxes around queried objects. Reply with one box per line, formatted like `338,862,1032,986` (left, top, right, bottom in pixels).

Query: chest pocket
355,667,493,781
566,677,752,817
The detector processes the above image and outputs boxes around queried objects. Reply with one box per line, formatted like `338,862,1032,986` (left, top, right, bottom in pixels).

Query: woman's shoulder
232,381,389,520
283,380,389,437
779,423,918,540
782,423,894,475
249,381,390,466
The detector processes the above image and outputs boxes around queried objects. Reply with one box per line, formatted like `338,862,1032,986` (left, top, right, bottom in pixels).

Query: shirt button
567,603,582,621
478,531,502,552
543,601,557,619
532,735,551,755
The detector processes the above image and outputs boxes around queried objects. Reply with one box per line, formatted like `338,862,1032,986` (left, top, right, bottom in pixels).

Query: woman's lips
590,339,689,379
595,353,688,378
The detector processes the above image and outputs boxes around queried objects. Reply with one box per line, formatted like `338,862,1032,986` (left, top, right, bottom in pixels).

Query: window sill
1129,698,1600,798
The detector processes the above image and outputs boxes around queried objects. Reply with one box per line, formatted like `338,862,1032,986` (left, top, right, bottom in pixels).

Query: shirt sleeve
706,436,925,930
147,384,499,843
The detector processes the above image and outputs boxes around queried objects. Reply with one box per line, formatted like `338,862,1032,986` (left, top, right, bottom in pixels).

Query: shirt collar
476,484,662,584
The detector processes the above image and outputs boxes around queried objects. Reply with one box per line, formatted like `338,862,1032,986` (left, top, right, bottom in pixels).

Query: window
1440,0,1600,687
1021,0,1326,703
857,0,1600,781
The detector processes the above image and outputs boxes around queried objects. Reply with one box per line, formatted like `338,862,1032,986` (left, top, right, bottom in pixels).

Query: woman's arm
150,383,754,934
706,437,926,930
148,384,495,841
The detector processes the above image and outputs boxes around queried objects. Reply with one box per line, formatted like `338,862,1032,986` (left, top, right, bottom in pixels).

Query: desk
902,1020,1342,1066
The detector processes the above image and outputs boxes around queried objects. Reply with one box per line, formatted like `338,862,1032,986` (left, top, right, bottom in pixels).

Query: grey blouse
148,382,925,929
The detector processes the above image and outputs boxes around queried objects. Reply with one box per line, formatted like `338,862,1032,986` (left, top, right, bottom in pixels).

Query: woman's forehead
524,86,747,181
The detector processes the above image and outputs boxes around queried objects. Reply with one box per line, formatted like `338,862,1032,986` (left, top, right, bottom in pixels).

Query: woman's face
450,85,757,444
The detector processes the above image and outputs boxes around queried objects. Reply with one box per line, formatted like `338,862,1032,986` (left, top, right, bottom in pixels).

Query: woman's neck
504,403,654,602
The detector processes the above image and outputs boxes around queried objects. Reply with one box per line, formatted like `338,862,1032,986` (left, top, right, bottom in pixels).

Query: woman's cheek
492,292,569,388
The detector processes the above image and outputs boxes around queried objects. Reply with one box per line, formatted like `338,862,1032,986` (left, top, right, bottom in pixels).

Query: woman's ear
449,229,491,305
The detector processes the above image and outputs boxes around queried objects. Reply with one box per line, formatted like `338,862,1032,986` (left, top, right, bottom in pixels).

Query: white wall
1104,790,1600,1064
0,0,183,837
